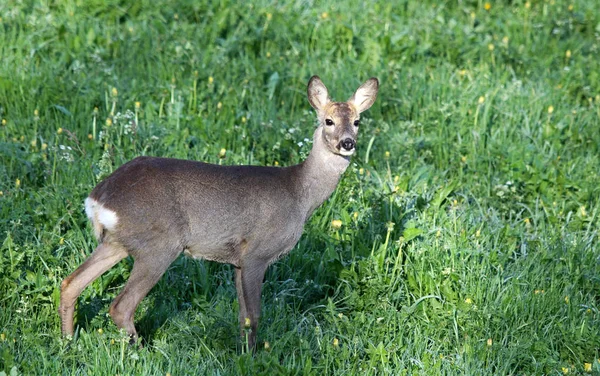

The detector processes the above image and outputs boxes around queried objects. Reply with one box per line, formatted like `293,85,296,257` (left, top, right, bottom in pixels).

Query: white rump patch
84,197,119,238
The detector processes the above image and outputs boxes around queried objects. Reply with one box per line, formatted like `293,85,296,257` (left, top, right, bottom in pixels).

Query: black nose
340,138,355,151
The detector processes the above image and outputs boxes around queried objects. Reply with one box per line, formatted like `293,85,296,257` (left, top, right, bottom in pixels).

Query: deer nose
339,138,355,151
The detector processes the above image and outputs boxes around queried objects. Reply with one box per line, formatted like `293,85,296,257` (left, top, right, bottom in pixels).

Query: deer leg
238,259,268,349
59,243,128,337
235,267,247,337
109,250,180,342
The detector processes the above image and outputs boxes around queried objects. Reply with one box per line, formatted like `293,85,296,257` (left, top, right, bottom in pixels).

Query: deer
59,76,379,349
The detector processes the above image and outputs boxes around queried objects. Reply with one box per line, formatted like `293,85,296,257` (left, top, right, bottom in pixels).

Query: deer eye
325,119,334,126
353,120,360,127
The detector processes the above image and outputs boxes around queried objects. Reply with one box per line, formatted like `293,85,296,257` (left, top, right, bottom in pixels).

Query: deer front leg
235,259,268,350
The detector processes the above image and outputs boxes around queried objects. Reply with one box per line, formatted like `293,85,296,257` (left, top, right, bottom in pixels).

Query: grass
1,0,599,374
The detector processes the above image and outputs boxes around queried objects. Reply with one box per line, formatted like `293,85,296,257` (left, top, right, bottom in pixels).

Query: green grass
1,0,599,374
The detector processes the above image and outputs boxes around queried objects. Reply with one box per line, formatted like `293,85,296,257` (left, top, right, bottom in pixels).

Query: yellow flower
486,338,493,346
565,50,571,59
31,139,37,148
88,134,93,140
478,96,485,104
97,328,103,334
266,12,272,21
525,2,531,9
524,218,530,225
42,143,48,150
219,148,226,158
59,237,64,245
0,191,3,196
465,298,473,304
568,4,573,11
208,76,214,85
244,317,251,328
135,101,141,109
106,118,112,126
579,206,587,217
331,219,342,230
264,341,270,350
111,87,118,97
332,337,339,347
484,2,491,11
562,367,569,374
241,116,247,123
584,363,592,372
458,69,467,76
488,43,495,51
321,12,329,19
475,229,481,237
548,105,554,114
0,333,5,341
359,168,364,175
384,151,390,159
274,161,279,166
565,296,569,304
15,178,20,188
266,51,271,58
461,155,467,163
217,102,222,110
57,127,63,134
1,119,6,126
353,212,358,220
502,36,509,45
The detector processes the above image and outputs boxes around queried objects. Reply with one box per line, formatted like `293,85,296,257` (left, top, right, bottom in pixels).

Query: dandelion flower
111,87,118,97
478,96,485,104
321,12,329,19
1,119,6,126
241,116,247,123
208,76,214,85
15,178,20,188
264,341,270,350
568,4,573,11
548,105,554,114
0,333,5,341
332,338,339,347
484,2,491,11
266,52,271,58
465,298,473,304
331,219,342,230
502,36,509,45
565,296,569,304
579,206,587,217
384,151,390,159
565,50,571,58
266,12,272,21
97,328,103,334
219,148,226,158
488,43,495,51
525,2,531,9
584,363,592,372
42,143,48,150
57,127,63,134
244,317,251,328
105,118,112,126
486,338,493,346
59,238,64,245
217,102,222,110
135,101,141,109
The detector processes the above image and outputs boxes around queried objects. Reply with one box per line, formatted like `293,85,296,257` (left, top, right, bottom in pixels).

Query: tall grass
0,0,599,374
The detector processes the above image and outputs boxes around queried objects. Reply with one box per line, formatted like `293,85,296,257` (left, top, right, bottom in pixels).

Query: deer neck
298,126,350,218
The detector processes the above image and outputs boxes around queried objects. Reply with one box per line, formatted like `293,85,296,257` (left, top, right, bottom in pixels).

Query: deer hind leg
109,248,181,342
59,243,128,337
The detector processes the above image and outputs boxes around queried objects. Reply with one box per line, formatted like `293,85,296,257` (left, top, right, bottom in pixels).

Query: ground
0,0,599,374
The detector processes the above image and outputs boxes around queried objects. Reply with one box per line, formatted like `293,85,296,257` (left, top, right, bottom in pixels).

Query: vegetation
1,0,599,374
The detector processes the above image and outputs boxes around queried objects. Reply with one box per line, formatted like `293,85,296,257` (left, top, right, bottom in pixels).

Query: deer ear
349,78,379,113
307,76,330,111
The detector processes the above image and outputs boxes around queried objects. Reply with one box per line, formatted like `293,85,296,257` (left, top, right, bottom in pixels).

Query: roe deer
59,76,379,349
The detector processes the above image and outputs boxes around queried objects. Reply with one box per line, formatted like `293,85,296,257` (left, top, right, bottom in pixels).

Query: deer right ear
307,76,330,111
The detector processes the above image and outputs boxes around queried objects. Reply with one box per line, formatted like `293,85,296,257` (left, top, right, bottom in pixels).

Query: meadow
1,0,599,374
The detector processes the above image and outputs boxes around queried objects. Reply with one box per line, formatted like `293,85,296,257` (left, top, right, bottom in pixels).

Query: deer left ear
349,78,379,113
